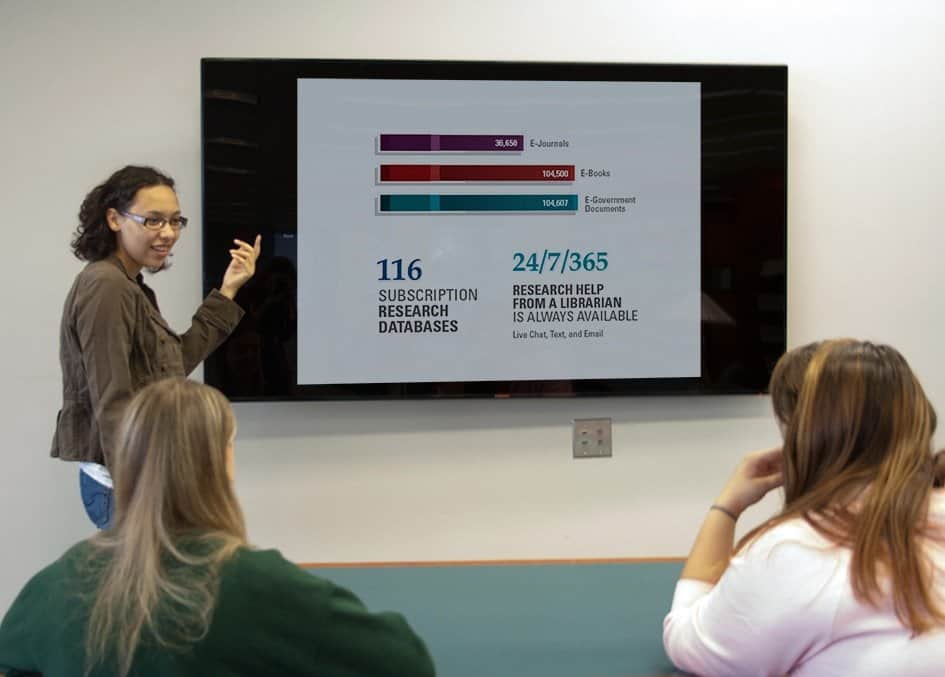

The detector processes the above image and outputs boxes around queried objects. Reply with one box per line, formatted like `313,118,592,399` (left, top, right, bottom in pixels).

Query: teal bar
379,194,434,211
379,194,578,213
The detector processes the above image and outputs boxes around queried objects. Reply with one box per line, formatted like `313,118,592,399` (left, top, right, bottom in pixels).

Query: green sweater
0,542,435,676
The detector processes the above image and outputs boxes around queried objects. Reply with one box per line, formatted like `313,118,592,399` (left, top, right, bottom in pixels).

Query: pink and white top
663,491,945,676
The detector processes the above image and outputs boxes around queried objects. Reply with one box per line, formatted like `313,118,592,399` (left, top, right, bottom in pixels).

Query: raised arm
662,447,840,675
180,235,261,374
679,447,783,583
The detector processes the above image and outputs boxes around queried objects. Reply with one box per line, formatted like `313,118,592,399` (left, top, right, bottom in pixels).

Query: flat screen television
201,59,787,400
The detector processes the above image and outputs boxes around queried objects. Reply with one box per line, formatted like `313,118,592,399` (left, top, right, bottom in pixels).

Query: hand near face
715,447,784,518
220,235,262,299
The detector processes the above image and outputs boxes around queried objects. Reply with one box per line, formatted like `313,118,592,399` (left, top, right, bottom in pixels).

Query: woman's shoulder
224,547,332,593
213,549,436,676
31,539,95,575
227,546,298,574
75,258,132,286
216,547,356,622
67,259,141,315
744,492,945,562
6,540,97,608
741,515,837,561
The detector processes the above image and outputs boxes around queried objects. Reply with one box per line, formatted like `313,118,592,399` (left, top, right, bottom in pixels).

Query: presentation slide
297,78,700,384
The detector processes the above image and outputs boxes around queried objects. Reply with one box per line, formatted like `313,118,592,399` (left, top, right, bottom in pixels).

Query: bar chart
377,133,575,213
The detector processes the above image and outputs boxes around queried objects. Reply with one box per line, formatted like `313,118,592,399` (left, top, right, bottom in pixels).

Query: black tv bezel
201,58,787,401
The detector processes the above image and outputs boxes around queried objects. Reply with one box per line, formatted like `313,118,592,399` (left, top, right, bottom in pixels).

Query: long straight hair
738,340,943,633
84,379,247,676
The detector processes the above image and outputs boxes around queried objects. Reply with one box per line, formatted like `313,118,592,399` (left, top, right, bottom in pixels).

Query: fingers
228,251,252,269
718,449,786,514
745,447,783,475
231,239,258,257
758,454,783,476
229,238,256,259
751,446,783,462
760,471,784,492
224,237,261,288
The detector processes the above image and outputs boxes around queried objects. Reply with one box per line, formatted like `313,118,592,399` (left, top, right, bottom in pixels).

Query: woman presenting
51,165,260,528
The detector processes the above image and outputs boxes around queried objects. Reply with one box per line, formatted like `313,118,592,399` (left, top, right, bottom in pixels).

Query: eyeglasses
119,211,189,231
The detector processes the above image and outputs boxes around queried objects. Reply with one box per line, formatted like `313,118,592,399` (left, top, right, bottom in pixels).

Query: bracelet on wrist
710,504,738,521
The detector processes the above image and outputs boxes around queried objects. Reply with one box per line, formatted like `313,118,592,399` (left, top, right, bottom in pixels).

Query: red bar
379,164,575,182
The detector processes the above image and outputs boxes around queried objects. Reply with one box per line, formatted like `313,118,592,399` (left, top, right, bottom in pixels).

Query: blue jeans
79,468,113,529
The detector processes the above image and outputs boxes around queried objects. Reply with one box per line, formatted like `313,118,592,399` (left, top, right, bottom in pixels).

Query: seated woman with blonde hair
664,339,945,675
0,378,435,677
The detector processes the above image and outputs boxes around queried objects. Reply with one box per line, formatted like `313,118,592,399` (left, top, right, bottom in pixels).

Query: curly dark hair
71,166,176,261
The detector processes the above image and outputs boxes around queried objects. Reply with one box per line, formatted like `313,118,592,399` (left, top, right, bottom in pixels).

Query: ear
105,207,122,233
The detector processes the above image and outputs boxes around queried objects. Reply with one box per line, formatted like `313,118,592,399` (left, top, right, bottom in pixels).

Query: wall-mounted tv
201,59,786,400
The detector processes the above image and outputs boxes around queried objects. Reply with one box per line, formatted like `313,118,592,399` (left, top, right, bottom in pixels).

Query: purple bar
380,134,433,151
379,134,524,152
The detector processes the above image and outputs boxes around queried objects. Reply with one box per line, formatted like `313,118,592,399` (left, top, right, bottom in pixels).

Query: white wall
1,0,943,611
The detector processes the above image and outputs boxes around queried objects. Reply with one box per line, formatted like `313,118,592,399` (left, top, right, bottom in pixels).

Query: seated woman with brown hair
0,379,436,677
664,339,945,675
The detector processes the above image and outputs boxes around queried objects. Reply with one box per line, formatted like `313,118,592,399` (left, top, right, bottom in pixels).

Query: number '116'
377,258,423,281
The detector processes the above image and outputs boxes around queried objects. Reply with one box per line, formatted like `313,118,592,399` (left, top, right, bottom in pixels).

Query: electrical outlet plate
572,418,612,458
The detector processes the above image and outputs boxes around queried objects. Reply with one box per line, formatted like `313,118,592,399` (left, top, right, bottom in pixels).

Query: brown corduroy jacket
51,256,244,466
